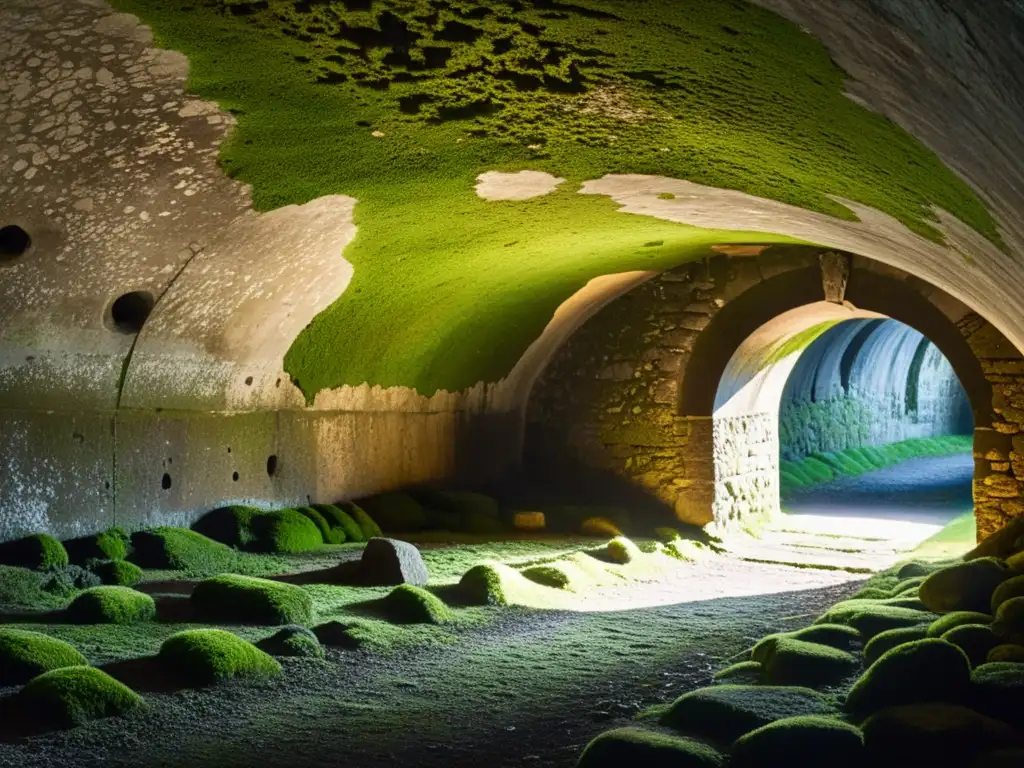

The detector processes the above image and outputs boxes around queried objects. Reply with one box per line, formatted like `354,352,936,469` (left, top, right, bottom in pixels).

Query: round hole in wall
245,376,253,386
232,471,239,482
162,473,172,490
266,455,278,477
0,225,31,261
109,291,155,334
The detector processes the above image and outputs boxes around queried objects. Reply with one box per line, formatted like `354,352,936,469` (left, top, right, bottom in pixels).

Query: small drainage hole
266,455,278,477
0,225,30,261
110,291,155,334
232,471,239,482
161,473,172,490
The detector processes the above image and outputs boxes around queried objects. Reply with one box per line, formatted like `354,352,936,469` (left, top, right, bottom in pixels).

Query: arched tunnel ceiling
1,0,1023,413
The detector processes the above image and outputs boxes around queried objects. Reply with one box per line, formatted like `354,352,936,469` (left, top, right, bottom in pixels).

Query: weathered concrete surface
475,170,565,201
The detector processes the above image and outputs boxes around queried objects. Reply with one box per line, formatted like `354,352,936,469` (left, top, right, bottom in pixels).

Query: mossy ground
109,0,998,398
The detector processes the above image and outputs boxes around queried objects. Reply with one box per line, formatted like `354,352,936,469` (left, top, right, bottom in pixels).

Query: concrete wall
778,319,972,459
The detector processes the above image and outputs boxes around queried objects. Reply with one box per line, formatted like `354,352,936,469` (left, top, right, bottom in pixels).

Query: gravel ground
0,557,862,768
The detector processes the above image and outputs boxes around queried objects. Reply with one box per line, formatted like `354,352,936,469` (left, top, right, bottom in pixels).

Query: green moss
357,492,429,533
521,563,575,589
63,529,129,565
159,628,281,686
0,565,67,611
818,600,937,639
606,536,641,564
928,611,993,638
191,574,315,626
731,715,864,768
752,624,861,664
942,624,1000,668
91,559,144,587
861,703,1019,766
863,626,930,666
66,586,156,625
578,727,724,768
192,505,261,548
256,624,324,659
313,504,365,542
107,0,999,399
0,533,69,570
377,584,454,625
987,644,1024,663
713,661,763,684
761,638,860,687
296,506,346,544
971,662,1024,726
0,629,88,686
130,527,238,575
850,587,891,600
346,502,383,540
844,639,972,717
920,558,1012,614
993,596,1024,642
661,684,835,744
19,666,144,729
251,509,324,554
991,575,1024,613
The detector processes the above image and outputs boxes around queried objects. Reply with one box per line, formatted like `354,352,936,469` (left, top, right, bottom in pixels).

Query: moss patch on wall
111,0,1000,397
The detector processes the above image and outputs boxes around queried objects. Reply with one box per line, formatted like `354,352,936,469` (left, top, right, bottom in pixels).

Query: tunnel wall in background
778,319,972,460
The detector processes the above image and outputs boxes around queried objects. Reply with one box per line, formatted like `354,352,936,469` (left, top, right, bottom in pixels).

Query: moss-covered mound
0,629,88,686
817,600,936,639
988,644,1024,663
0,565,70,611
966,518,1024,562
296,506,346,544
929,611,993,638
862,703,1020,767
761,638,859,687
63,528,129,565
730,715,864,768
994,596,1024,642
191,574,314,626
130,527,237,575
844,639,971,717
256,625,324,659
192,505,261,548
606,536,641,565
920,558,1012,614
313,504,366,542
662,685,834,744
159,629,281,686
346,503,383,540
521,563,576,590
378,584,453,625
713,661,763,684
91,559,144,587
581,517,624,538
251,509,323,554
66,586,156,625
752,624,861,663
459,562,542,606
943,624,1001,668
971,662,1024,726
357,492,428,533
991,575,1024,613
578,727,724,768
19,666,144,729
0,533,69,570
864,626,930,666
1009,551,1024,572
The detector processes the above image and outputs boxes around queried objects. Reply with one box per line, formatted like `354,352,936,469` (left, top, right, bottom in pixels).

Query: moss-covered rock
191,574,314,626
987,644,1024,663
66,586,156,625
970,662,1024,726
293,506,344,544
752,624,860,664
19,666,144,729
256,625,324,659
1009,551,1024,572
159,629,281,686
662,685,835,743
357,492,428,533
713,661,763,684
378,584,453,625
891,575,928,596
943,624,1001,669
0,533,69,570
920,558,1012,614
897,561,941,579
862,703,1020,767
993,596,1024,642
761,638,860,687
313,504,364,542
345,503,382,539
991,575,1024,613
929,611,993,637
192,505,261,548
578,727,724,768
458,562,540,606
730,715,864,768
864,626,931,666
130,527,237,575
818,600,936,639
844,639,972,717
581,517,623,538
965,517,1024,562
90,559,143,587
851,587,891,600
521,563,575,590
251,509,323,554
63,528,129,565
0,629,88,686
606,536,641,565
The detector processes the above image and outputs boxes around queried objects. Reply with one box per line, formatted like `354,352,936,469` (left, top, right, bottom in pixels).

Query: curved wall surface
779,319,973,460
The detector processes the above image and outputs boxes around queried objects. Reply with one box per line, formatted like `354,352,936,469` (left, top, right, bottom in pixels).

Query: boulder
731,715,864,768
987,644,1024,663
578,727,724,768
920,558,1012,613
358,537,428,586
864,626,930,666
994,596,1024,642
991,575,1024,613
929,611,993,637
971,662,1024,725
760,638,859,687
966,518,1024,561
256,625,324,659
943,624,1001,668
